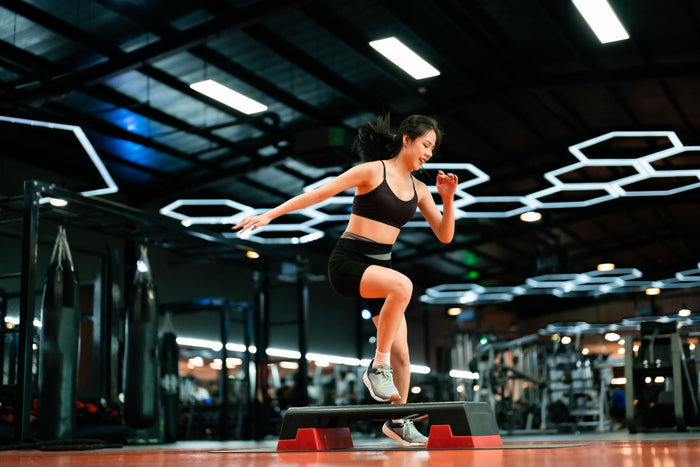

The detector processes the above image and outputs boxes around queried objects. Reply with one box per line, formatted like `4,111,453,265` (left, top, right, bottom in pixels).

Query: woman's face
403,129,436,170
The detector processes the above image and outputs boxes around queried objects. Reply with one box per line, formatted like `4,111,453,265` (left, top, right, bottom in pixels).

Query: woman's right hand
233,213,270,233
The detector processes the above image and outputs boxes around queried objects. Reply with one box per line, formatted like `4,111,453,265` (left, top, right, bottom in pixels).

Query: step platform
277,401,502,451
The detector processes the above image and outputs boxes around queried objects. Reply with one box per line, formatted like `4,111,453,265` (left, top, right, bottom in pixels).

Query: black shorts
328,237,392,316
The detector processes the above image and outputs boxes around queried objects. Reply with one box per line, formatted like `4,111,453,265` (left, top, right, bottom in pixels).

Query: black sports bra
351,161,418,228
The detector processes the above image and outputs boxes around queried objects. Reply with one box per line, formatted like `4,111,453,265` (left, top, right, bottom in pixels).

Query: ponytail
352,114,400,162
352,114,442,162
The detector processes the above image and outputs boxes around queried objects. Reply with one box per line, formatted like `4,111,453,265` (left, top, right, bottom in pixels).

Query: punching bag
38,226,80,440
123,245,159,428
92,247,124,403
159,312,180,442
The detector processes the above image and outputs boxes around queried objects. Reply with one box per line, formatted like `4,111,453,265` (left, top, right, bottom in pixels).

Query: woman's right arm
233,162,374,232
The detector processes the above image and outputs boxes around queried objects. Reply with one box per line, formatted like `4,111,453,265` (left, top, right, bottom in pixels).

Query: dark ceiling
1,0,700,315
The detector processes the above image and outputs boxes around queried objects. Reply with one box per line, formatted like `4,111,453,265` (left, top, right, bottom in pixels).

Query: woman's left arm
416,170,458,243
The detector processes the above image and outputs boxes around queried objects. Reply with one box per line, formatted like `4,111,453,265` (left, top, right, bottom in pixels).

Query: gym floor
1,431,698,466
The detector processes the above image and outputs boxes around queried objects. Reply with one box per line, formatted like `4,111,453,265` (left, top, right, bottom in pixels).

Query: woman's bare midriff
344,214,401,245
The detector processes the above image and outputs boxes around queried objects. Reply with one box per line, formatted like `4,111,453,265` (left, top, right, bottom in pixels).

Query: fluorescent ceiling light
369,37,440,80
572,0,629,44
190,79,267,115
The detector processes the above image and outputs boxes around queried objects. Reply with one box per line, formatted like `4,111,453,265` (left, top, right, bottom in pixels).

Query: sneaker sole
363,371,400,403
381,423,427,446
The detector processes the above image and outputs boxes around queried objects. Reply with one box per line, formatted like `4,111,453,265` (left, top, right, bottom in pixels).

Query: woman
234,114,457,445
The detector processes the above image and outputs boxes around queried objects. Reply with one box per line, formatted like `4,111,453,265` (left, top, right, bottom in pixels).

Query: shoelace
400,419,419,439
373,365,393,378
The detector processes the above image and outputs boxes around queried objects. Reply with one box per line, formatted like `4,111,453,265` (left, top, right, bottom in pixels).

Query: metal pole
219,300,230,439
624,339,635,432
355,299,363,361
423,306,431,369
92,251,108,397
16,180,40,440
296,258,309,407
0,289,7,384
252,267,269,439
242,303,252,438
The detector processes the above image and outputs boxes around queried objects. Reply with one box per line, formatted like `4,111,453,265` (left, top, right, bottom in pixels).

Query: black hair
353,114,442,162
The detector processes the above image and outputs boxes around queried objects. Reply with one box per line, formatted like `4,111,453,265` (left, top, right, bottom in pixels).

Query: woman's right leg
359,265,413,356
363,271,427,445
359,264,412,402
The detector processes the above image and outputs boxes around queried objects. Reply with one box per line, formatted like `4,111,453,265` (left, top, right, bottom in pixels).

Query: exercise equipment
538,322,604,432
92,247,124,404
123,245,159,429
162,298,252,441
277,401,501,450
38,227,80,440
159,312,179,442
472,334,545,433
625,321,699,432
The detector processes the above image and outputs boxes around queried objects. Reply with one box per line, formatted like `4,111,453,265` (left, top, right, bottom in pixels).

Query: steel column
16,180,41,440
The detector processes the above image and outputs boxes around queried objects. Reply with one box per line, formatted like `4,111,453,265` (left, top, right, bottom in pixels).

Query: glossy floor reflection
1,432,699,466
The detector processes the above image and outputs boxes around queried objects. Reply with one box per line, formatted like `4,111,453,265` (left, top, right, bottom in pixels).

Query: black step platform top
278,401,499,440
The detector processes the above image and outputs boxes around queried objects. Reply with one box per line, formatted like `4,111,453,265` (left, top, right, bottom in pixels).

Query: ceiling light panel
190,79,268,115
369,37,440,80
572,0,629,44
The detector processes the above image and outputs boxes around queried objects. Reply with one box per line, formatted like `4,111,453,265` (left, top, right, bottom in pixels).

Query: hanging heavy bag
38,226,81,440
123,245,159,428
159,312,180,442
92,247,124,403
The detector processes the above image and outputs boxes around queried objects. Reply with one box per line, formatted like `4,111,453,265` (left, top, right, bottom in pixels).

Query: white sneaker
362,360,400,402
382,419,428,446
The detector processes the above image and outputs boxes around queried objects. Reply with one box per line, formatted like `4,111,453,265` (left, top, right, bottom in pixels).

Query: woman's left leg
372,314,428,446
373,315,410,404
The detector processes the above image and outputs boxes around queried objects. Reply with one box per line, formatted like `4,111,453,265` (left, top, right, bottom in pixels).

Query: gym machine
624,321,699,432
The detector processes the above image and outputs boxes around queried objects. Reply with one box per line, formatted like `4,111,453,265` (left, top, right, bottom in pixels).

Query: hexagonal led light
526,274,582,289
420,264,700,305
526,184,620,209
159,199,256,225
676,267,700,281
311,196,353,222
615,172,700,197
567,131,684,164
223,207,328,244
0,115,118,198
157,131,700,240
230,224,325,244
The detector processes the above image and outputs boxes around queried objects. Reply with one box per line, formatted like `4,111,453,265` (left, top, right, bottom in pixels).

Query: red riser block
277,427,354,451
426,425,503,449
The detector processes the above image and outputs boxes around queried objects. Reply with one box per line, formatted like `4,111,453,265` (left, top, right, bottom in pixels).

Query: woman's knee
388,275,413,301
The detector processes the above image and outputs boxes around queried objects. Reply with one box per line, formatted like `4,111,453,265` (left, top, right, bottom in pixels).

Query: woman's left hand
436,170,458,199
